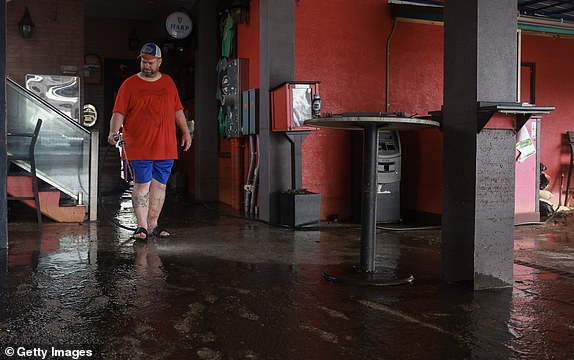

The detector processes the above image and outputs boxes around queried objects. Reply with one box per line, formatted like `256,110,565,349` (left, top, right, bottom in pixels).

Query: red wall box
271,81,320,132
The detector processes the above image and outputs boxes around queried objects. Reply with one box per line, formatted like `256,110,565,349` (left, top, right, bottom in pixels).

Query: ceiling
390,0,574,25
518,0,574,23
6,0,572,25
84,0,197,20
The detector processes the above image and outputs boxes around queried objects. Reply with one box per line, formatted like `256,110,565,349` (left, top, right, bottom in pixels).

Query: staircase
6,77,92,224
7,175,86,223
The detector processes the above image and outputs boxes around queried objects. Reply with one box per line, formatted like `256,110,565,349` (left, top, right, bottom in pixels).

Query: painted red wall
295,0,391,220
386,20,444,216
236,1,574,221
295,1,444,220
218,1,260,209
237,0,260,89
521,34,574,205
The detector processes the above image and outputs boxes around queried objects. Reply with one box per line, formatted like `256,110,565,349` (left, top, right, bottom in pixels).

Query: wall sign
83,53,101,85
165,11,192,39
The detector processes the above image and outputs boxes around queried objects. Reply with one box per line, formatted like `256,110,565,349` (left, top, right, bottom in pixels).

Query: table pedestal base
322,267,414,287
304,114,440,277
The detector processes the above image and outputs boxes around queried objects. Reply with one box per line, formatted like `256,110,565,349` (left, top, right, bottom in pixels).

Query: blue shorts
129,160,174,185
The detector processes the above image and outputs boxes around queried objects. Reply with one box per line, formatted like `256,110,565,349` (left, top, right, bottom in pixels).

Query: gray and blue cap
139,42,162,59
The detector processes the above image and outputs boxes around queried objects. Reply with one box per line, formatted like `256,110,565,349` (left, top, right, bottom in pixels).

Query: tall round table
304,114,440,274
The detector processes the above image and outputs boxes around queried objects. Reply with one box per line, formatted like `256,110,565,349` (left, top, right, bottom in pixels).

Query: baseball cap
138,42,162,60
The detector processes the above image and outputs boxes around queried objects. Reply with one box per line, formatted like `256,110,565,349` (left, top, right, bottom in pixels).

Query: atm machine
376,130,401,223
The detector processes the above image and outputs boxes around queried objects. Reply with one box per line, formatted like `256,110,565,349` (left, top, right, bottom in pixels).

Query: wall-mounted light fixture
18,7,35,38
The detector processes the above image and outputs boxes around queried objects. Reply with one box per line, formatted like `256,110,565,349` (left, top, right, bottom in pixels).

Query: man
108,42,192,240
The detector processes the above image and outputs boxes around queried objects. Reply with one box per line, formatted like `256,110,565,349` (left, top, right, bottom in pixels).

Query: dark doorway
102,58,140,145
521,62,536,104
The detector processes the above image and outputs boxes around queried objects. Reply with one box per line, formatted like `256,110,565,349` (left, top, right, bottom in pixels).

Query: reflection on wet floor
2,198,574,359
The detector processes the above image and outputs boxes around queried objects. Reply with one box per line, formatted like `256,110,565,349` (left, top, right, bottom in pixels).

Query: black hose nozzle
113,133,125,148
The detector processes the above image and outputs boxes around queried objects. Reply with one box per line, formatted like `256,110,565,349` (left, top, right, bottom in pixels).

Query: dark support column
259,0,295,224
1,1,8,248
360,125,379,272
194,0,219,202
442,0,517,289
285,132,310,189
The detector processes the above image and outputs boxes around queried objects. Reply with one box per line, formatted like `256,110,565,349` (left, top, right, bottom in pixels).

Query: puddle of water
1,214,573,359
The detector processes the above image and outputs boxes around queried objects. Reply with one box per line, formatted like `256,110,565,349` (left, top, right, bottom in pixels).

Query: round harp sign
165,11,192,39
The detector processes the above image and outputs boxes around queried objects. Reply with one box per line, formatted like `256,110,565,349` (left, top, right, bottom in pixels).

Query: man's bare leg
132,182,151,239
148,179,169,237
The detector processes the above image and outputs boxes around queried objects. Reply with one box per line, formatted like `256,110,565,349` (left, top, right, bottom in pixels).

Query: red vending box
271,81,320,132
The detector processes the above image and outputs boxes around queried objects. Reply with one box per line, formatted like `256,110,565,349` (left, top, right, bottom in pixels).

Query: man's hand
174,110,192,151
109,113,125,146
108,133,119,146
181,132,192,151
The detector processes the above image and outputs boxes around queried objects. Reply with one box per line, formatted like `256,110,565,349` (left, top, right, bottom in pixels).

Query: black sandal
131,227,148,240
152,227,170,238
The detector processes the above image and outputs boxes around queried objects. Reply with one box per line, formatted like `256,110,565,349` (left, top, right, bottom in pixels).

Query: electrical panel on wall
220,58,249,138
241,88,259,135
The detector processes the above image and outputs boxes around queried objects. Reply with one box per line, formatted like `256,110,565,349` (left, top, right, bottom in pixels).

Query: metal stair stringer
7,176,86,223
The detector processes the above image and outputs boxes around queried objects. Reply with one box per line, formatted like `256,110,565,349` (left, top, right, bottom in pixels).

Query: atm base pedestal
279,191,321,228
376,182,400,223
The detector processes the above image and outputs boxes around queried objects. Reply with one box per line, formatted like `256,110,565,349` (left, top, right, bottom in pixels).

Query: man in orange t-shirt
108,42,192,240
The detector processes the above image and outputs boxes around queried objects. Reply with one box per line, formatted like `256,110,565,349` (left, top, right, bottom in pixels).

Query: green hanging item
221,13,235,58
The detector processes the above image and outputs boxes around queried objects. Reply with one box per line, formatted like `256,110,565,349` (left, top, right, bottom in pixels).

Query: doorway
102,58,140,145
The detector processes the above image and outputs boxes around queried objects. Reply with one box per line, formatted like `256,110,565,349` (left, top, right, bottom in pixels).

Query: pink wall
515,118,538,219
522,34,574,205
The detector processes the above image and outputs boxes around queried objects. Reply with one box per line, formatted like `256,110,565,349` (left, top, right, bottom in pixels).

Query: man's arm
175,109,192,151
108,112,125,146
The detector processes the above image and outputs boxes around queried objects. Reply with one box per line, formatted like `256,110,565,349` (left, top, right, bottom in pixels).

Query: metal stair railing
7,118,43,226
6,77,92,213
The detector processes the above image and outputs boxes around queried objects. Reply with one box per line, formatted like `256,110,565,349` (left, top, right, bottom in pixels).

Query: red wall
295,1,444,220
295,0,390,220
522,34,574,203
237,0,260,89
217,0,261,209
386,20,444,216
236,1,574,220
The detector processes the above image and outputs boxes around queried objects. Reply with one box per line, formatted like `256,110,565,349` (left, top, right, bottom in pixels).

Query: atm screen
379,131,399,154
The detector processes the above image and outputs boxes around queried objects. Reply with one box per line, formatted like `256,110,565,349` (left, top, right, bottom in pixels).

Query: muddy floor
1,193,573,359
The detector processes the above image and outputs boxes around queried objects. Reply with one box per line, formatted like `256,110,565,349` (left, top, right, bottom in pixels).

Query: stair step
7,176,86,223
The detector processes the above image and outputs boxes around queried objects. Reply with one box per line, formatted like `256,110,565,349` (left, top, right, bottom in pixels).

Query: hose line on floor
98,143,137,232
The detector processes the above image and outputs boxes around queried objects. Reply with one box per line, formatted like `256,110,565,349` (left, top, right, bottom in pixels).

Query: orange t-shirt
113,74,184,160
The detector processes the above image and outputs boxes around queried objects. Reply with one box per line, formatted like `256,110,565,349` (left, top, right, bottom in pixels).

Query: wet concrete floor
2,192,574,359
